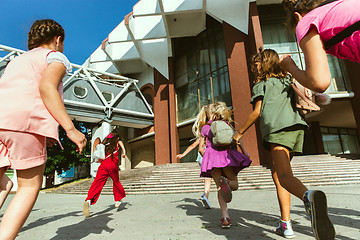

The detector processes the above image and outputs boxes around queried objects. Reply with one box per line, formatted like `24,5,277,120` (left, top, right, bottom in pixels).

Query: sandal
220,217,231,228
218,176,232,203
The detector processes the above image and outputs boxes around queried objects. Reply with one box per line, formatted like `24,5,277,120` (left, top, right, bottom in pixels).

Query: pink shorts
0,130,47,170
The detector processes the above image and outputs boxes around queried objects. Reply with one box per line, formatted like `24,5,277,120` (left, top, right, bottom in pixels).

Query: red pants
85,158,126,205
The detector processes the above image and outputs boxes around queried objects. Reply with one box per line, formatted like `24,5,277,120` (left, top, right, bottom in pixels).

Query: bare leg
270,144,308,200
271,168,291,221
0,163,45,240
211,168,229,219
222,166,238,191
203,177,211,199
0,173,13,209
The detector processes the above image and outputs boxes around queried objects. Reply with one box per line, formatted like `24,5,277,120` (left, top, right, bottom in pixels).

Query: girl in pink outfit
279,0,360,93
0,19,87,239
83,132,126,218
193,102,251,228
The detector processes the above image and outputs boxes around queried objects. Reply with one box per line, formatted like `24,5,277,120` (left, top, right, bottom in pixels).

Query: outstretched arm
39,62,87,153
279,28,331,93
176,138,200,160
233,99,262,144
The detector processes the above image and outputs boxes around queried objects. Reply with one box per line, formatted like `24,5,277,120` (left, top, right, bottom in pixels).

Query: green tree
45,121,93,176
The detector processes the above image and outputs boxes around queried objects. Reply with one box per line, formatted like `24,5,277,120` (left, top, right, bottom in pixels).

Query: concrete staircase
49,154,360,195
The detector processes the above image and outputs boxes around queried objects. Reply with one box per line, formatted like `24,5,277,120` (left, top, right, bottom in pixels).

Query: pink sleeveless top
296,0,360,63
0,47,63,143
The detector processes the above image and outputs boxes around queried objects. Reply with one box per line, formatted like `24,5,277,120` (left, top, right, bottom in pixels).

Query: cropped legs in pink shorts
0,130,47,170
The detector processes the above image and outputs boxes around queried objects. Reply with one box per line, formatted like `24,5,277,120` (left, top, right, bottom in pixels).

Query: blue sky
0,0,139,64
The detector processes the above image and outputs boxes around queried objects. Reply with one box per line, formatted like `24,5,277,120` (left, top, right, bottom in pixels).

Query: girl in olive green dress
233,49,335,240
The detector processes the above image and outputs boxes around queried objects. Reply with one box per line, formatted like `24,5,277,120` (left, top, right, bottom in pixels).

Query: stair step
47,154,360,195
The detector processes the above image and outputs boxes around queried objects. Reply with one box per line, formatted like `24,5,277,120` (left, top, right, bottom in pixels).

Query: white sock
280,219,291,224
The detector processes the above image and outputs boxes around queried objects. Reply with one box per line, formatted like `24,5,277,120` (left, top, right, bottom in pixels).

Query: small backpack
210,121,235,147
93,143,106,163
291,79,320,117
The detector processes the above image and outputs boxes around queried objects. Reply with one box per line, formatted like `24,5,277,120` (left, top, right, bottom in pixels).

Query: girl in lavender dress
193,102,252,228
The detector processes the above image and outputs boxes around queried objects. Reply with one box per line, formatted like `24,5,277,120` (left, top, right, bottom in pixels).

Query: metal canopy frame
0,44,154,124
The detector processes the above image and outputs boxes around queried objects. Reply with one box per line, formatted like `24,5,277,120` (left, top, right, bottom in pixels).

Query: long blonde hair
192,102,233,138
213,102,233,123
192,104,216,138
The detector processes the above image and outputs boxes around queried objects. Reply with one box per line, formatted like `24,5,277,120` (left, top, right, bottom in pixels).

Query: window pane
320,127,329,133
340,129,348,134
340,134,360,154
198,49,210,78
210,40,227,71
73,86,87,98
187,51,197,82
325,55,347,93
102,91,113,102
322,134,343,154
261,23,298,53
349,129,357,135
177,81,199,121
329,128,338,134
199,76,212,107
213,68,232,106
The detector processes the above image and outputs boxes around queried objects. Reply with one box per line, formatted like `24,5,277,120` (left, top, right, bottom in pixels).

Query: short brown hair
28,19,65,50
251,49,288,82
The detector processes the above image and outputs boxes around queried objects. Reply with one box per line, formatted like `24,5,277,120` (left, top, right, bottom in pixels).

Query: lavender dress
200,121,252,177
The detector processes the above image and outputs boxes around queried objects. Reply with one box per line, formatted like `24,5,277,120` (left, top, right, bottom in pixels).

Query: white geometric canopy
87,0,251,79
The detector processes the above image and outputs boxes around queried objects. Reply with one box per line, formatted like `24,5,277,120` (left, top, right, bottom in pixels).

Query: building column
153,69,171,165
311,121,325,154
222,2,263,166
345,60,360,141
168,57,180,163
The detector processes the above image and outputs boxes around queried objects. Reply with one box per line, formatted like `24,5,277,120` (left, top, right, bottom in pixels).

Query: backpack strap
324,20,360,50
103,149,119,160
315,0,360,51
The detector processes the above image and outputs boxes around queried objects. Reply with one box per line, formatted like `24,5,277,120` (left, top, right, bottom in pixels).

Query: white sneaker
115,200,122,208
83,200,91,218
303,190,335,240
275,219,295,239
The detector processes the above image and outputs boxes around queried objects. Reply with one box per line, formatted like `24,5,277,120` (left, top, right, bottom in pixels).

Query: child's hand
233,132,243,145
66,128,87,154
121,154,126,158
279,54,297,72
176,154,184,160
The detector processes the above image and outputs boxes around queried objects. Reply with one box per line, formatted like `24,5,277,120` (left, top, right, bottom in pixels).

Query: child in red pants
83,132,126,217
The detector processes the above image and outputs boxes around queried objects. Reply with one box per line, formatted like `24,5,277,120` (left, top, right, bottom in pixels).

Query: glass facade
321,127,360,154
174,16,231,122
258,6,351,94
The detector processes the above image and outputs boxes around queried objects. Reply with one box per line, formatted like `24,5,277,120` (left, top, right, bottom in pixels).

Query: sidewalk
2,184,359,239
